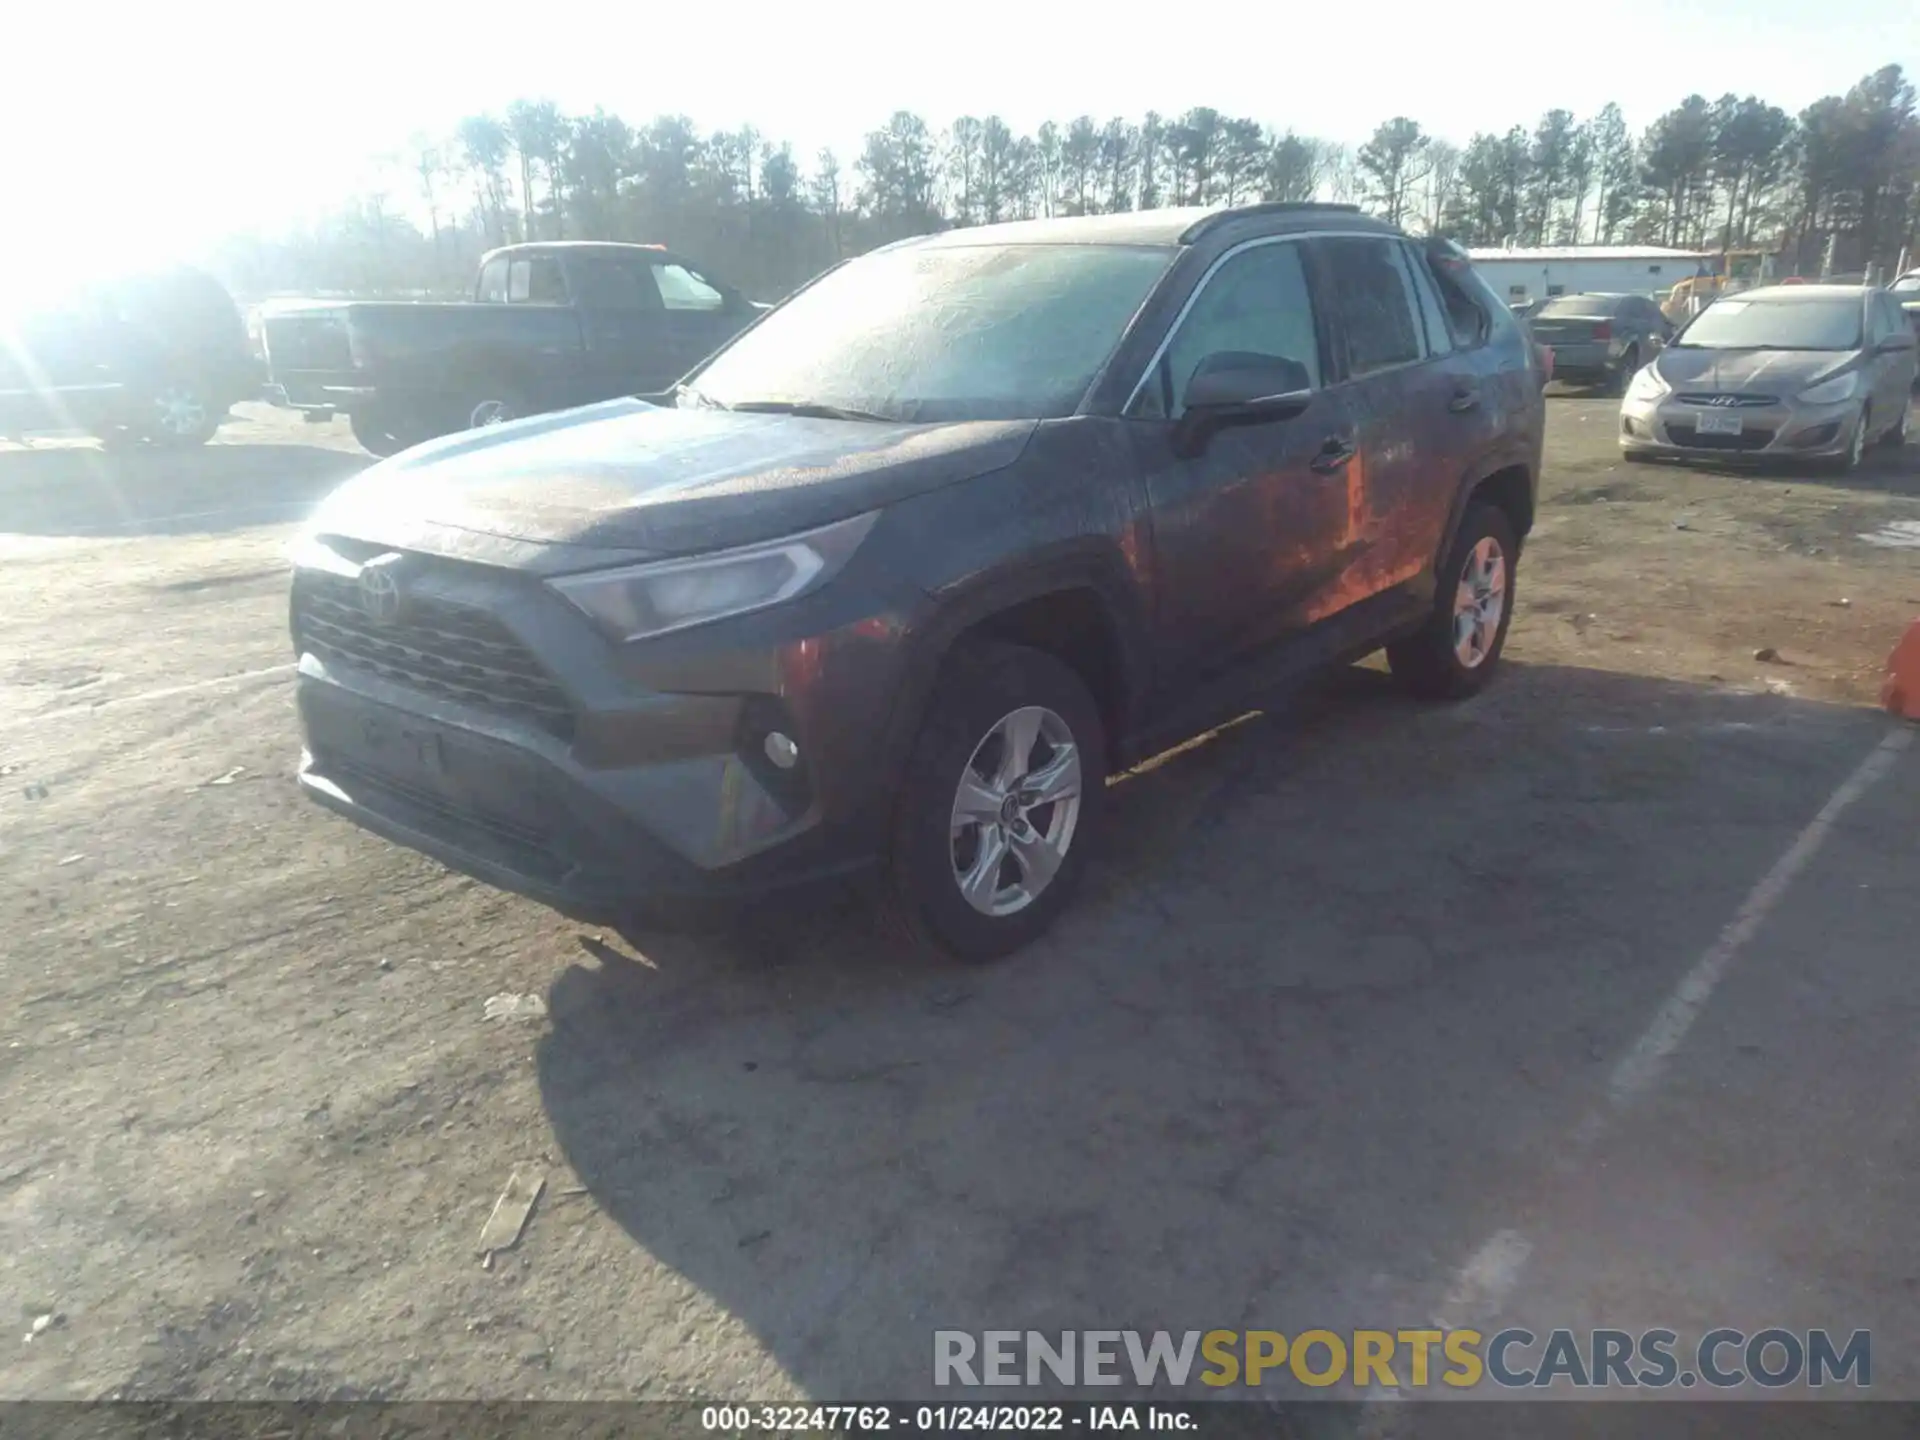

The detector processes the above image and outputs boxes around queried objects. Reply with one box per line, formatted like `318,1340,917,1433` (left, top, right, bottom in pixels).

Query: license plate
1696,412,1743,436
361,714,447,776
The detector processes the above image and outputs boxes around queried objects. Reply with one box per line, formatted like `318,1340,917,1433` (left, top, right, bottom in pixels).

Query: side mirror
1876,332,1916,353
1173,351,1313,457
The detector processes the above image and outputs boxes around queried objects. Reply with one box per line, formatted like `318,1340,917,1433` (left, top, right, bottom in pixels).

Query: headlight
549,511,878,643
1624,365,1669,403
1796,372,1861,406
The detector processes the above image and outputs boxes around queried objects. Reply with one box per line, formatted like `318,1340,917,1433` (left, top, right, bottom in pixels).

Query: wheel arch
880,546,1150,788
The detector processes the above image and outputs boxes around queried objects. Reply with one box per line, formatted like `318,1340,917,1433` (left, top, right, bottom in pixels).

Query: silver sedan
1620,284,1916,472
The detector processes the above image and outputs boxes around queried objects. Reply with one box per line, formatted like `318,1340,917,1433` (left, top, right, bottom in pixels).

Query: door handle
1309,437,1356,473
1448,388,1481,413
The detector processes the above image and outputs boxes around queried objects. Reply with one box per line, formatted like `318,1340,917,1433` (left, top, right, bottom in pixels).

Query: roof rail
1179,201,1364,243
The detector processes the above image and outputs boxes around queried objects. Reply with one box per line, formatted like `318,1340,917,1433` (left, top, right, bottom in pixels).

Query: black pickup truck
260,242,764,455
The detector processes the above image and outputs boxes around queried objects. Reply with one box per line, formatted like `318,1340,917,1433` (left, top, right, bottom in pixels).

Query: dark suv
289,204,1544,960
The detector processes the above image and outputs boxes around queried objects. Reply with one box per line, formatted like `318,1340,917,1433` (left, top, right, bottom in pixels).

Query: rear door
1126,237,1360,689
1303,236,1471,613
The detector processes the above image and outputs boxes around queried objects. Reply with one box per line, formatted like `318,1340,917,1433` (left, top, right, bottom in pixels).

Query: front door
565,252,674,400
646,258,748,381
1126,237,1363,693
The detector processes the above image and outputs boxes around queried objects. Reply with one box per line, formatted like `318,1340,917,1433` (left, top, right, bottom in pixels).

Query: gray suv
289,204,1545,960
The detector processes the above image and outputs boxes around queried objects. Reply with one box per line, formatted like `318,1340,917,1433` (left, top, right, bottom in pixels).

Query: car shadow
0,441,366,537
534,661,1896,1402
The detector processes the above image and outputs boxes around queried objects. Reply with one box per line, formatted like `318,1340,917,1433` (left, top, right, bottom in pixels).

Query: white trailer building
1466,245,1710,303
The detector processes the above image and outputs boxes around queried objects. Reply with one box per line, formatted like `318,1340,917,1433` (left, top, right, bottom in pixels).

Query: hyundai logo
357,554,406,623
1708,395,1740,407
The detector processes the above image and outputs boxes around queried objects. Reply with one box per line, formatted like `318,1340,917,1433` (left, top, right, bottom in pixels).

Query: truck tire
879,642,1106,963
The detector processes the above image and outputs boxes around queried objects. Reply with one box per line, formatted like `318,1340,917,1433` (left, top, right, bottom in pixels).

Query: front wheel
1876,397,1909,449
1387,503,1519,701
881,642,1107,962
1824,408,1870,473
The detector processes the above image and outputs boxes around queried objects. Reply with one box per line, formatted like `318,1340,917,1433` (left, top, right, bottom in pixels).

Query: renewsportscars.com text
933,1328,1871,1390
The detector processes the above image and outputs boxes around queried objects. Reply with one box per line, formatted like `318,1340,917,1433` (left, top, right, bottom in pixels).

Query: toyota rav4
289,203,1545,961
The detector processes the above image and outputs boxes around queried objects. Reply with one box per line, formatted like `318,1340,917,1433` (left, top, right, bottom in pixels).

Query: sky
8,0,1917,280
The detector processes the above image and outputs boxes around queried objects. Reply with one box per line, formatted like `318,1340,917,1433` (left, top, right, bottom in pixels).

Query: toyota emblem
357,554,405,623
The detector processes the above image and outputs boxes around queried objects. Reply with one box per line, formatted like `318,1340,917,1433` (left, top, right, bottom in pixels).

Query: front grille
265,314,352,371
1667,424,1775,452
294,570,575,740
1674,392,1778,407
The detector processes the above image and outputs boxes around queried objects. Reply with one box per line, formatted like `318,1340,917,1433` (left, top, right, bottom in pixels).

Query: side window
653,263,726,312
1545,283,1566,298
476,258,509,304
1319,237,1424,377
1879,295,1905,339
569,256,661,311
1401,243,1454,357
1430,258,1493,349
508,256,568,304
1134,241,1321,420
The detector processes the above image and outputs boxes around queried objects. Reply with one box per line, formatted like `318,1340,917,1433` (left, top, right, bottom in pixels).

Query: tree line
214,65,1920,303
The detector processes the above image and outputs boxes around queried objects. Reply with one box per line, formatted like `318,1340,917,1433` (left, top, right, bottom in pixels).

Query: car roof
890,203,1396,251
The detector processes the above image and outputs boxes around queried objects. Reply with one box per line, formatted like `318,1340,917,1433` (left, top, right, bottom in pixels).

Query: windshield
1892,274,1920,295
684,243,1172,423
1676,297,1864,351
1536,296,1618,318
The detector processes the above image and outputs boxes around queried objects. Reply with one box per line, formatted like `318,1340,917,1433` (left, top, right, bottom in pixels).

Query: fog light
764,732,799,769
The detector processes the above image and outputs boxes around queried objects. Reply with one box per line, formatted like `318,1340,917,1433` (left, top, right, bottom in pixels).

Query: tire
1876,397,1909,449
880,642,1107,962
1621,448,1657,464
141,381,222,447
1823,408,1869,473
350,410,420,459
1387,503,1520,701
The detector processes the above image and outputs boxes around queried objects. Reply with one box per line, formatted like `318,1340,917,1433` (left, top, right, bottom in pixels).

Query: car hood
307,397,1034,565
1654,346,1859,393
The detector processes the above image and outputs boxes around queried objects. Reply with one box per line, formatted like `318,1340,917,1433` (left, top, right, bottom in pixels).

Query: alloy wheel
152,385,209,439
1453,536,1508,669
949,705,1083,917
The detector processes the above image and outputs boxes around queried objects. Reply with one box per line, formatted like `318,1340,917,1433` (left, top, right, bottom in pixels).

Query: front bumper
1618,392,1864,460
290,546,922,919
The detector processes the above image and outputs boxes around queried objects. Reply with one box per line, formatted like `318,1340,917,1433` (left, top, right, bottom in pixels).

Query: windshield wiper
726,400,895,422
671,383,729,410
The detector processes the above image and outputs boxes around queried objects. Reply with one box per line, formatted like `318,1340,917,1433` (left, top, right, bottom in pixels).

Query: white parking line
1606,725,1913,1107
1362,723,1913,1427
1,663,296,730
